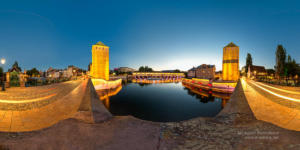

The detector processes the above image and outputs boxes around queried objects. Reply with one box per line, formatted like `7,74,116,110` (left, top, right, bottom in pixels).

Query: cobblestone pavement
0,80,84,132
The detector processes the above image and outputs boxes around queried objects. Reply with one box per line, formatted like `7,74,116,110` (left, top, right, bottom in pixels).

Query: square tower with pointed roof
222,42,239,81
91,41,109,80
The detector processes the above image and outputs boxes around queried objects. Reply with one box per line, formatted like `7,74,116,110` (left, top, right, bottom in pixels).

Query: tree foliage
27,68,40,77
138,66,153,72
285,59,298,78
245,53,253,73
275,45,286,78
266,69,275,76
174,69,181,73
274,45,300,80
287,55,292,63
10,71,20,86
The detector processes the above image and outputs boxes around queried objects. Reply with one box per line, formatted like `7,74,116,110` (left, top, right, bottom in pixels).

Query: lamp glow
1,58,5,65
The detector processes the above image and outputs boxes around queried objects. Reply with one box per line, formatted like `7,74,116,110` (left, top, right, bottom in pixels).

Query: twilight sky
0,0,299,71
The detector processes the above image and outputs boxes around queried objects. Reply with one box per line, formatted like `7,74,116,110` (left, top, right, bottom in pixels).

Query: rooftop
197,64,215,69
94,41,108,47
225,42,238,47
249,65,266,72
188,67,196,71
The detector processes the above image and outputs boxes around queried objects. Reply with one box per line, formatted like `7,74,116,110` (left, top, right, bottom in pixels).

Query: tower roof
225,42,238,47
95,41,107,47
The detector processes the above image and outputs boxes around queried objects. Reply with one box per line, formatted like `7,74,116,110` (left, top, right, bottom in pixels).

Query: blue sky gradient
0,0,299,71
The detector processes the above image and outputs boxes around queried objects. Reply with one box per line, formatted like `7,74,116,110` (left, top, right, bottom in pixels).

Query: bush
10,71,20,87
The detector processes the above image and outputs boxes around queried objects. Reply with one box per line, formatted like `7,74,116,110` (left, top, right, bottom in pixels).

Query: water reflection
182,82,230,109
95,80,232,122
96,85,122,108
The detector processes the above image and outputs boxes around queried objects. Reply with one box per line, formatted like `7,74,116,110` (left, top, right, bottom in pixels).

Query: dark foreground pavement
0,116,160,150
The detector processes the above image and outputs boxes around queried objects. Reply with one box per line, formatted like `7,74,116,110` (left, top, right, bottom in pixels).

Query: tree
139,66,145,72
287,55,292,63
145,66,153,72
138,66,153,72
27,68,40,77
245,53,253,73
275,45,286,79
285,58,298,77
174,69,181,73
266,69,275,76
10,71,20,86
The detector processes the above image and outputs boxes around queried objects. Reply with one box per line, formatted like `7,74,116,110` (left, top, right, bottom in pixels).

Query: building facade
117,67,136,73
195,64,216,79
215,71,222,80
222,42,240,81
91,42,109,80
247,65,267,79
187,67,196,78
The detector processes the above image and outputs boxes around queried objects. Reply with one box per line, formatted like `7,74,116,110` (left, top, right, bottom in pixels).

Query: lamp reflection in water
182,82,231,109
96,85,123,108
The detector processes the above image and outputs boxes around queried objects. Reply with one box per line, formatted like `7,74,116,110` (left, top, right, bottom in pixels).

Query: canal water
98,81,231,122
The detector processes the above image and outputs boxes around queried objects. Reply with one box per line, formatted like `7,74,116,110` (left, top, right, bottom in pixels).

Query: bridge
133,72,185,79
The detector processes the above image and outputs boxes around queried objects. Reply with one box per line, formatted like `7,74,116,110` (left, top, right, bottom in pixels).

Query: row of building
5,63,85,79
46,65,85,79
187,42,270,81
187,64,269,80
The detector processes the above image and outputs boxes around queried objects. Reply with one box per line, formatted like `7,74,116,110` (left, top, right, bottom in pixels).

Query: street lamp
1,59,5,65
1,58,5,91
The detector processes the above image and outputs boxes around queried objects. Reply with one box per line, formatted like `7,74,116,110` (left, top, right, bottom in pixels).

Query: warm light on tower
222,42,239,81
91,42,109,80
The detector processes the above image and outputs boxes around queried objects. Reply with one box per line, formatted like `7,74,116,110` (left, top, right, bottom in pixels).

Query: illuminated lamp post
1,58,6,91
73,69,76,80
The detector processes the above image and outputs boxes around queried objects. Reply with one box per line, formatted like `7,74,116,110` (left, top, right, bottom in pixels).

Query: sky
0,0,299,72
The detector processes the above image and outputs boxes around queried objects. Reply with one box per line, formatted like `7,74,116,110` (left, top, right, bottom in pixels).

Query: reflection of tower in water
96,85,123,109
103,97,110,109
221,99,229,109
